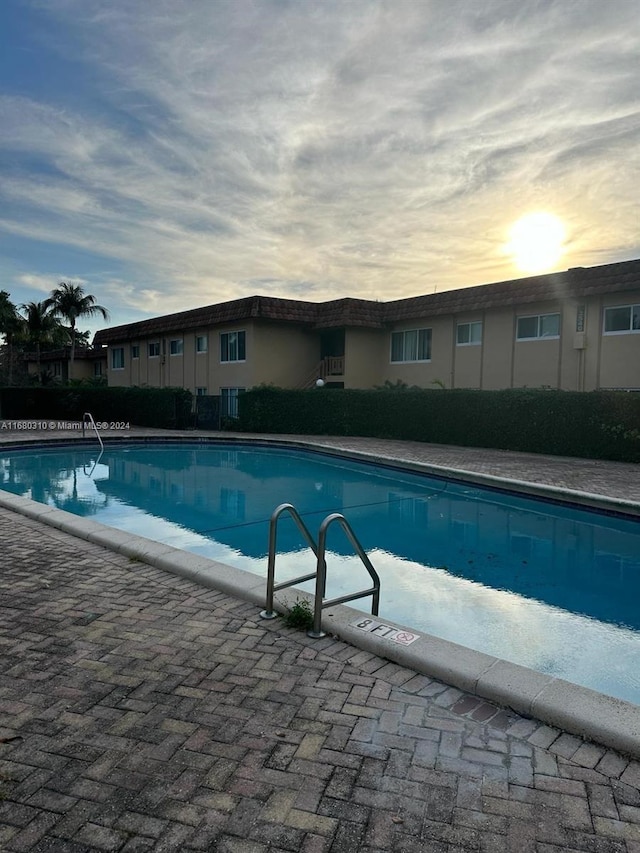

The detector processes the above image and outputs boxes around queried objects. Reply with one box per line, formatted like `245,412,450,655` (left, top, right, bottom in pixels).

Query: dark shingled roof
383,259,640,321
93,258,640,344
315,298,385,328
24,347,105,362
94,295,320,344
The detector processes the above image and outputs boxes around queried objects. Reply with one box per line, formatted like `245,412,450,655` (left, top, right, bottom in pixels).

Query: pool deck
1,428,640,852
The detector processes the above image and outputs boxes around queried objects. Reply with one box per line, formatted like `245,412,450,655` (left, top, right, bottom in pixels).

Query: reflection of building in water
4,444,639,632
220,487,245,520
0,449,107,514
98,448,348,555
99,447,640,629
404,485,640,629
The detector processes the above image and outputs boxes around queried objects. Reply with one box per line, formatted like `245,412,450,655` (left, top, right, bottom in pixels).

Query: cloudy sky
1,0,638,332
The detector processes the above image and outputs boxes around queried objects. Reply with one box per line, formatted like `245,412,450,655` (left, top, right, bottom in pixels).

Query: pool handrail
307,512,380,639
260,502,323,619
82,412,104,452
81,412,105,476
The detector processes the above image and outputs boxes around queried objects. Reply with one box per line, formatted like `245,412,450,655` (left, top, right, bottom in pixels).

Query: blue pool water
2,442,640,704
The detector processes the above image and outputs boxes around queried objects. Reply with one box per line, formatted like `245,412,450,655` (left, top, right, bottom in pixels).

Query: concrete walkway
1,431,640,851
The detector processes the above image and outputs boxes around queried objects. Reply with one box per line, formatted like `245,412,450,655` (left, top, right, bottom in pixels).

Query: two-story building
93,258,640,414
24,346,108,384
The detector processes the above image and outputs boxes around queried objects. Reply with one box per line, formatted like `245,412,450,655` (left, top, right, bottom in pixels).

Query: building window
221,387,245,418
94,362,103,377
131,345,140,359
170,482,184,500
456,321,482,346
388,492,429,525
169,338,183,355
148,341,160,357
220,330,246,362
196,335,208,353
220,487,246,520
196,387,207,396
53,362,62,377
111,347,124,369
390,329,431,362
603,304,640,335
516,313,560,340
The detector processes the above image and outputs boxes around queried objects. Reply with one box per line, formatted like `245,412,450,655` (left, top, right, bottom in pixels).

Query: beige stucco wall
558,301,583,391
250,324,318,388
582,296,602,392
68,359,102,382
452,314,483,389
344,328,385,388
513,338,561,388
105,322,320,393
512,300,562,388
597,290,640,389
480,309,514,389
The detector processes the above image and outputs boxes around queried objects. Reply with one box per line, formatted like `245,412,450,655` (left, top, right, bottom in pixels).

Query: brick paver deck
2,500,640,852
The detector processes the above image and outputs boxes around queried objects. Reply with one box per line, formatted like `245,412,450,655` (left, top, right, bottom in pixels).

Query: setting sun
507,212,566,274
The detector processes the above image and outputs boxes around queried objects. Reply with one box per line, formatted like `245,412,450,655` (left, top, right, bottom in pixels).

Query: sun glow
507,212,566,274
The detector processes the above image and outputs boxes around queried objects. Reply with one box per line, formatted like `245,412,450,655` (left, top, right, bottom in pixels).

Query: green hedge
0,387,193,429
237,387,640,462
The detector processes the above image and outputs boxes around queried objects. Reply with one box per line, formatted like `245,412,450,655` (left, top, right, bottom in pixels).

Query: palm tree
46,283,109,376
0,291,16,330
20,301,61,379
0,291,22,385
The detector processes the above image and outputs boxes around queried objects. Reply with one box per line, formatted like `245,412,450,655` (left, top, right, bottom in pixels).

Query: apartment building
93,258,640,410
24,346,108,384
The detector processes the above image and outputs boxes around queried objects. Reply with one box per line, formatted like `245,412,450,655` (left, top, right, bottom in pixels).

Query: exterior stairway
297,356,345,389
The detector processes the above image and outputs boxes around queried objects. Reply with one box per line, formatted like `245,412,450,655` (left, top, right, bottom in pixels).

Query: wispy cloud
1,0,638,323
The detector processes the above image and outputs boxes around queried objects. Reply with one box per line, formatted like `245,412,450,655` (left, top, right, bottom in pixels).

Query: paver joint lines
0,506,640,853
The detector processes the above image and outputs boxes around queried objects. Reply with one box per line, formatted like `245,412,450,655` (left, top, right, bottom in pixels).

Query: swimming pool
2,441,640,704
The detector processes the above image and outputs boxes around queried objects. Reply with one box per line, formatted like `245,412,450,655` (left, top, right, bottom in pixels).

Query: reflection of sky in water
2,443,640,704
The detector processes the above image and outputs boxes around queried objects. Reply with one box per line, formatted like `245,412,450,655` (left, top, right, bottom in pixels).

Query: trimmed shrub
0,386,193,429
237,386,640,462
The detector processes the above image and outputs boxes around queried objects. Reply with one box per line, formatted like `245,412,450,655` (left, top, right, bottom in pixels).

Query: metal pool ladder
260,502,381,639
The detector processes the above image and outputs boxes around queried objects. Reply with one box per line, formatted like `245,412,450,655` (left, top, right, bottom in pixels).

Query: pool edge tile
531,679,640,758
475,658,554,716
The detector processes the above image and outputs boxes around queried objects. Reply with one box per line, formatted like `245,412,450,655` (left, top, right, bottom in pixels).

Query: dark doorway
320,329,345,358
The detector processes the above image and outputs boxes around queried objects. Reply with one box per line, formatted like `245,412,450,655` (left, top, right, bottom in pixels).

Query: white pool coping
2,470,640,760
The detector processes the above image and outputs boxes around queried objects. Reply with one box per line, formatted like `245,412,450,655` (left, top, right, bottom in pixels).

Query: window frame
195,334,208,354
220,330,246,363
220,387,245,418
148,341,160,358
111,347,125,370
456,321,483,347
603,304,640,336
131,344,140,359
516,313,561,341
169,338,184,356
389,328,432,363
